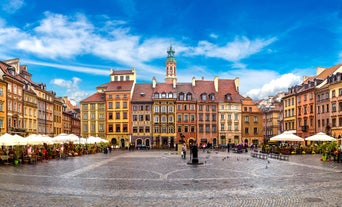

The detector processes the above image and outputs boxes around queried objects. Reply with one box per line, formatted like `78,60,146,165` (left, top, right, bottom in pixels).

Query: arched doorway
111,138,117,145
136,139,143,145
188,138,195,146
120,138,125,148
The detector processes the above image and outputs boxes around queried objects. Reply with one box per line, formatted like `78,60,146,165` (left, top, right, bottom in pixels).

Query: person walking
182,144,187,159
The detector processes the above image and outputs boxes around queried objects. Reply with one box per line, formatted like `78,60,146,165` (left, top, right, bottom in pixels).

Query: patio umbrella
53,133,79,143
270,131,304,142
25,134,54,145
305,132,336,142
0,133,26,146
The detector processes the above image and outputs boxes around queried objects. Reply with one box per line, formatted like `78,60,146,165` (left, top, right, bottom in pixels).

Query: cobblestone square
0,150,342,207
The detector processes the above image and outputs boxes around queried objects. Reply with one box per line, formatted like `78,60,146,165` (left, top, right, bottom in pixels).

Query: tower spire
165,44,177,84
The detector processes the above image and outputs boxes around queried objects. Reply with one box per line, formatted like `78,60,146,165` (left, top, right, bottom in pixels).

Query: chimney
192,77,196,86
173,78,176,88
214,76,218,92
234,77,240,92
316,67,325,75
152,77,157,88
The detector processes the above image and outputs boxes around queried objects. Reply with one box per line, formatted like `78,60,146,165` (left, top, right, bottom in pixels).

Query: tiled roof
153,83,176,93
105,81,134,92
193,80,217,102
217,79,244,102
176,83,194,93
80,92,106,103
111,69,134,75
304,64,342,83
131,83,153,102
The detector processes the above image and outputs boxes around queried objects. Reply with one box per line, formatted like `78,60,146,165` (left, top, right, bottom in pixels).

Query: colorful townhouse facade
0,58,80,137
80,46,254,148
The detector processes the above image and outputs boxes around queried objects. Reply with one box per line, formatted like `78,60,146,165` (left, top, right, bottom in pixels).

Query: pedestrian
182,144,187,159
227,141,231,153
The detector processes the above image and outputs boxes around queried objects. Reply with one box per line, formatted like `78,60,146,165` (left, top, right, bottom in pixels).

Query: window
154,106,159,112
254,116,258,122
154,116,159,123
245,127,249,134
116,124,121,132
123,112,127,119
108,102,113,109
116,102,120,109
145,127,150,133
332,103,337,112
184,114,188,122
123,102,127,108
133,127,138,133
244,116,249,122
168,106,174,112
133,115,137,121
108,124,113,132
116,112,120,119
201,94,207,100
254,127,258,135
184,125,188,132
109,113,113,120
191,126,195,132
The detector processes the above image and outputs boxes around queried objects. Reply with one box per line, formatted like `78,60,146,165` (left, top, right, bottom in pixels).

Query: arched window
179,92,184,100
168,92,173,98
154,93,159,99
209,93,215,100
161,92,166,98
201,93,207,100
225,93,232,101
186,93,192,101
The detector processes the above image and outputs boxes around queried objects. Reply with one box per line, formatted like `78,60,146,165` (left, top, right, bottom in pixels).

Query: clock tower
165,45,177,84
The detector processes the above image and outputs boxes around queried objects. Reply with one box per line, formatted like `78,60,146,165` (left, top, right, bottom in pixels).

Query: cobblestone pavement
1,150,342,207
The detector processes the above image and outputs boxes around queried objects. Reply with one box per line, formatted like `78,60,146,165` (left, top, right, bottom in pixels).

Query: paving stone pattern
0,150,342,207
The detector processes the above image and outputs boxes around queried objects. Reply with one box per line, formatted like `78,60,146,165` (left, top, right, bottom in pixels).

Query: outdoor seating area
260,131,342,163
0,133,111,166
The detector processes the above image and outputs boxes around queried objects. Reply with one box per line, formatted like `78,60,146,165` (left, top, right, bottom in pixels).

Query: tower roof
166,45,176,63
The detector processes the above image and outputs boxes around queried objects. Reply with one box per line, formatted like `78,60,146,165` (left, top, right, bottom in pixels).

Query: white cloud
25,60,109,76
2,0,24,14
186,36,277,62
210,33,218,39
51,77,91,103
244,73,301,100
17,12,94,59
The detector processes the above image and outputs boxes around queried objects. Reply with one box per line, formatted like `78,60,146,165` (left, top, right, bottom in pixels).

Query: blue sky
1,0,342,103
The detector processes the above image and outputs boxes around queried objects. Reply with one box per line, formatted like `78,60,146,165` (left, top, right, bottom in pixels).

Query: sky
1,0,342,104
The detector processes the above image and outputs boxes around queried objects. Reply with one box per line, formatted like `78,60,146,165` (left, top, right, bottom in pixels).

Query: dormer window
154,93,159,99
179,92,184,100
201,93,207,100
225,93,232,101
209,93,215,100
161,92,166,98
168,92,173,98
186,93,192,101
